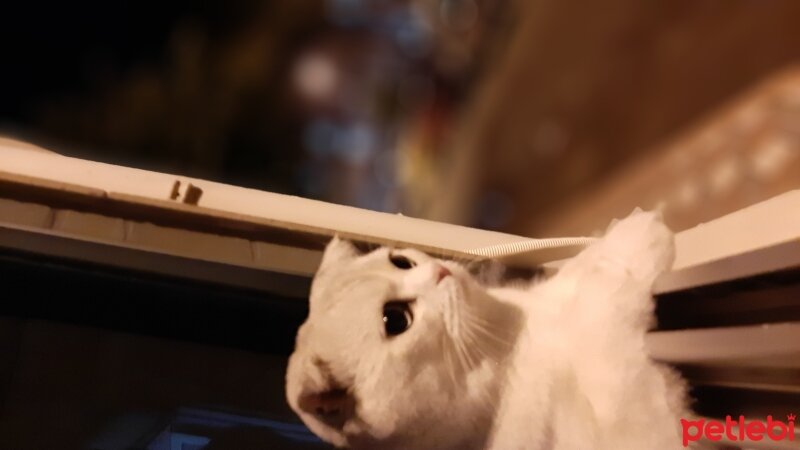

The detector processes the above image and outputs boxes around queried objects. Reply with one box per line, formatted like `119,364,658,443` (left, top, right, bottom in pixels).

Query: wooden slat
0,145,593,267
656,266,800,331
647,322,800,368
0,222,310,298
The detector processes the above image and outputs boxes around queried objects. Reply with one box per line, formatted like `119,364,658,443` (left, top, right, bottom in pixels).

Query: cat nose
435,264,451,283
298,387,354,428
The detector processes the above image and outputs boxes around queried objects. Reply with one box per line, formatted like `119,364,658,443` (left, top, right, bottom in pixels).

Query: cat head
285,237,523,449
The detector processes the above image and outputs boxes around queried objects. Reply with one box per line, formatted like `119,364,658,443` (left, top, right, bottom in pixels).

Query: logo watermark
681,414,796,447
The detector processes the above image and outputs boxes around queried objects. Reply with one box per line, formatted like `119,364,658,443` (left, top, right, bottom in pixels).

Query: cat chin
306,420,400,450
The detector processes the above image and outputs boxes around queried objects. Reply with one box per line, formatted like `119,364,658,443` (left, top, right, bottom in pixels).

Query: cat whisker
442,334,461,389
466,319,515,349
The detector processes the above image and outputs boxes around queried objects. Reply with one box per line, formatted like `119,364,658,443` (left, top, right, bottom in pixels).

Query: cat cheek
394,277,425,299
405,267,431,288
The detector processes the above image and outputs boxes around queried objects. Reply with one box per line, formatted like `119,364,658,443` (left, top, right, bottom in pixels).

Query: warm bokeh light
2,0,799,235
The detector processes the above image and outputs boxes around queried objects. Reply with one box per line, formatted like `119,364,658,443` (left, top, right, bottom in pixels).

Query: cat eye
389,254,416,270
383,301,413,336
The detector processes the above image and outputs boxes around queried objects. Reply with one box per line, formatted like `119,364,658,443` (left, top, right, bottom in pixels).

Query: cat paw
599,209,675,282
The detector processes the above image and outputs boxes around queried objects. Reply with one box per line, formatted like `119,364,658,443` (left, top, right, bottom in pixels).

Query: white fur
286,210,693,449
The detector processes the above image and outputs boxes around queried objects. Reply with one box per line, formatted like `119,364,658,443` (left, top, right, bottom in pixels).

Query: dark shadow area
0,249,327,449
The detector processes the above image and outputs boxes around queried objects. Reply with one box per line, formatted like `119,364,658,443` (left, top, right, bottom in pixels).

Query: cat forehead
310,268,395,307
317,247,389,279
310,243,456,305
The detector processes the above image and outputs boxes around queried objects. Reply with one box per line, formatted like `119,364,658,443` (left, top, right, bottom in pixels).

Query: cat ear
318,235,359,272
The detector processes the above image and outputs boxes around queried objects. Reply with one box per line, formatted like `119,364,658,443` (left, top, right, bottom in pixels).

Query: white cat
286,210,692,449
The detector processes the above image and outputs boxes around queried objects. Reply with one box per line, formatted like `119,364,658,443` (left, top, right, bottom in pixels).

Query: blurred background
3,0,800,237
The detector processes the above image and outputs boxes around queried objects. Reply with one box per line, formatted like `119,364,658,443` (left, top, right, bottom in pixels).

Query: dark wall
0,250,325,449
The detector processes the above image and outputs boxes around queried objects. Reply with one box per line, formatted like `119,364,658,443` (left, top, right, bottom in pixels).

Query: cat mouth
298,387,355,431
